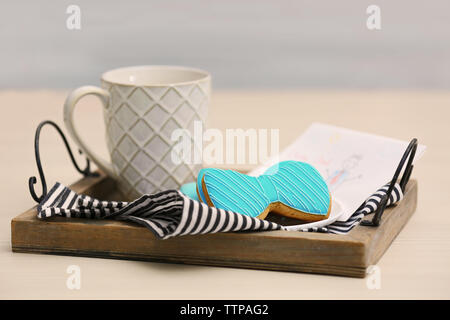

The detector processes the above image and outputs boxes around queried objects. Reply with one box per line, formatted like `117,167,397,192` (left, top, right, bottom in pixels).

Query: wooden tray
11,173,417,278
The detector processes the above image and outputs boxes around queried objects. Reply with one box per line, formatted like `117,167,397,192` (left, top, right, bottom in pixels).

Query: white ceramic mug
64,65,210,199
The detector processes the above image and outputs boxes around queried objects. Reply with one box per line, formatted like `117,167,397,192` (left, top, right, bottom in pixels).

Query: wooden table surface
1,90,449,299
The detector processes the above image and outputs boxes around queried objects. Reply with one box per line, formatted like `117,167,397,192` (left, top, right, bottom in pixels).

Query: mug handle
63,85,117,179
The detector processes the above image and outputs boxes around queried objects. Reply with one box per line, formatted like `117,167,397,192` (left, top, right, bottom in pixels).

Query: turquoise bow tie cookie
195,160,331,221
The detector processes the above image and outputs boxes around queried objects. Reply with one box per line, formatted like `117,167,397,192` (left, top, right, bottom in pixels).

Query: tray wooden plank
11,173,417,278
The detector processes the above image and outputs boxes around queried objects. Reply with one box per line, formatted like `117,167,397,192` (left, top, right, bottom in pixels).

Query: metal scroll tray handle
360,138,418,227
28,120,98,203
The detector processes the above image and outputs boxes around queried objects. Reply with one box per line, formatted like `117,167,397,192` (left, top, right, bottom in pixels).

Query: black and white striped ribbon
300,183,404,234
37,183,282,239
37,182,403,239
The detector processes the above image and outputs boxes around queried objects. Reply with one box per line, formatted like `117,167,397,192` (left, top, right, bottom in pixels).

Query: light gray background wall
1,0,449,89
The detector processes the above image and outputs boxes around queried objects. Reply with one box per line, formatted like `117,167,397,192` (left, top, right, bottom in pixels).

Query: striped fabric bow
36,181,403,239
302,183,404,234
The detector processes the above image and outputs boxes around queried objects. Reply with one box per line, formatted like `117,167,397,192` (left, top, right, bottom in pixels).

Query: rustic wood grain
11,173,417,278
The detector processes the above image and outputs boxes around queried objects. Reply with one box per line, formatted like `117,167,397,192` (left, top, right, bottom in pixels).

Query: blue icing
198,161,330,218
257,175,278,202
202,169,268,216
180,182,199,201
